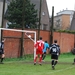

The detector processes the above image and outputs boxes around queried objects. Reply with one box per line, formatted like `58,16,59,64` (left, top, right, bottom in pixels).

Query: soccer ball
28,35,31,38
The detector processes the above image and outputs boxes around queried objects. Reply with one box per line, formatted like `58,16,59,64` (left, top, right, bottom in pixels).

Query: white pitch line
0,66,74,74
47,66,75,74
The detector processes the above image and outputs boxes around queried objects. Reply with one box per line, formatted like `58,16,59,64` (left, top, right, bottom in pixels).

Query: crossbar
0,28,36,33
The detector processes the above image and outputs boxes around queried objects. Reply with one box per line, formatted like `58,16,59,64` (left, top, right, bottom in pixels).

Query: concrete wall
0,2,3,27
2,29,75,58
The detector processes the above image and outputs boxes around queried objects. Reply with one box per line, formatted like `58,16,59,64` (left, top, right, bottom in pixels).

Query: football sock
42,54,46,60
42,54,44,59
1,58,4,62
39,56,42,63
51,60,54,66
34,56,38,63
54,61,57,65
74,58,75,63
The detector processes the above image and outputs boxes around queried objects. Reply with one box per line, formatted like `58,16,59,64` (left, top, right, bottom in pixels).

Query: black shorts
51,54,58,60
0,50,4,55
43,52,46,54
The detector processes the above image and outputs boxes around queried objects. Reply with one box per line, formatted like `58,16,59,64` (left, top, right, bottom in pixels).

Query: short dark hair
2,38,4,40
39,37,42,40
45,41,47,43
54,40,57,43
2,38,5,42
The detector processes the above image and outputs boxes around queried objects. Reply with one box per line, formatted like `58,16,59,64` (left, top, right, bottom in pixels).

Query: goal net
0,28,36,59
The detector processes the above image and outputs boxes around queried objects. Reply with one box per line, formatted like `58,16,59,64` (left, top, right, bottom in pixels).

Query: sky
46,0,75,16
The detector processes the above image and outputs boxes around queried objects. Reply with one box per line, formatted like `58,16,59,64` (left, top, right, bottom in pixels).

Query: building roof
30,0,40,10
56,10,74,16
30,0,41,17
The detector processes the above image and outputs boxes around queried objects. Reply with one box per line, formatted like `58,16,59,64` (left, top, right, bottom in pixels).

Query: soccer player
50,40,60,70
0,39,5,64
42,41,49,61
72,58,75,64
34,37,44,65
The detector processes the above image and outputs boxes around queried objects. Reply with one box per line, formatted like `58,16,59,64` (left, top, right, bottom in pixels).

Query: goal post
0,28,36,59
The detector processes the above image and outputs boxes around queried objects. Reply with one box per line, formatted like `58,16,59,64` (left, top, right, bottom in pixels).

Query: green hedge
55,30,75,34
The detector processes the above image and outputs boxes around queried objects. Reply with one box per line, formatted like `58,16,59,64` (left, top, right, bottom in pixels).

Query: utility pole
50,6,54,45
20,0,25,57
1,0,5,41
38,0,42,40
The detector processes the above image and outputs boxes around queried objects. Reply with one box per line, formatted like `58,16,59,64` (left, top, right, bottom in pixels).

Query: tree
5,0,38,29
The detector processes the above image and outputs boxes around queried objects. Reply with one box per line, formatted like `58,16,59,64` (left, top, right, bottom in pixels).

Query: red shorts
36,49,43,55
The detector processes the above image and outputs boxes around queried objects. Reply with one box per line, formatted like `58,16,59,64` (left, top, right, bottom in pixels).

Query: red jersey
34,40,44,51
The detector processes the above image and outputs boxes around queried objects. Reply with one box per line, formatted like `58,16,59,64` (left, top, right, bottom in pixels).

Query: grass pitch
0,53,75,75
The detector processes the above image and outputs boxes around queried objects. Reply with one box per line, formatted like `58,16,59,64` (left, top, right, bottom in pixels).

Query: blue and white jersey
0,42,4,50
43,42,49,53
50,44,60,55
0,42,4,54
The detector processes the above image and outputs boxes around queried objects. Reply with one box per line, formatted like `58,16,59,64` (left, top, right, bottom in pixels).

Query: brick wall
53,32,74,53
62,15,70,29
2,29,75,58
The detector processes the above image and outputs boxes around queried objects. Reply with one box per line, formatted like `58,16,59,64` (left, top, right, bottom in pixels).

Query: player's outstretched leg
42,54,46,61
39,55,42,65
54,60,58,66
73,58,75,65
0,54,5,64
51,60,55,70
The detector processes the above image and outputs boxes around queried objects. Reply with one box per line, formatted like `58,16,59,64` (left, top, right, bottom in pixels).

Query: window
43,24,47,30
42,12,45,16
56,19,60,26
6,22,8,28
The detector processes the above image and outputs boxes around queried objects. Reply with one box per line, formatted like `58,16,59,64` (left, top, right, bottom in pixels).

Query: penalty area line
47,66,75,74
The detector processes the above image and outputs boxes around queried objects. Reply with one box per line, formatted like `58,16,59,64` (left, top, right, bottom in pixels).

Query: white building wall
0,1,7,27
0,2,3,42
56,10,74,28
0,2,3,27
0,1,7,42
